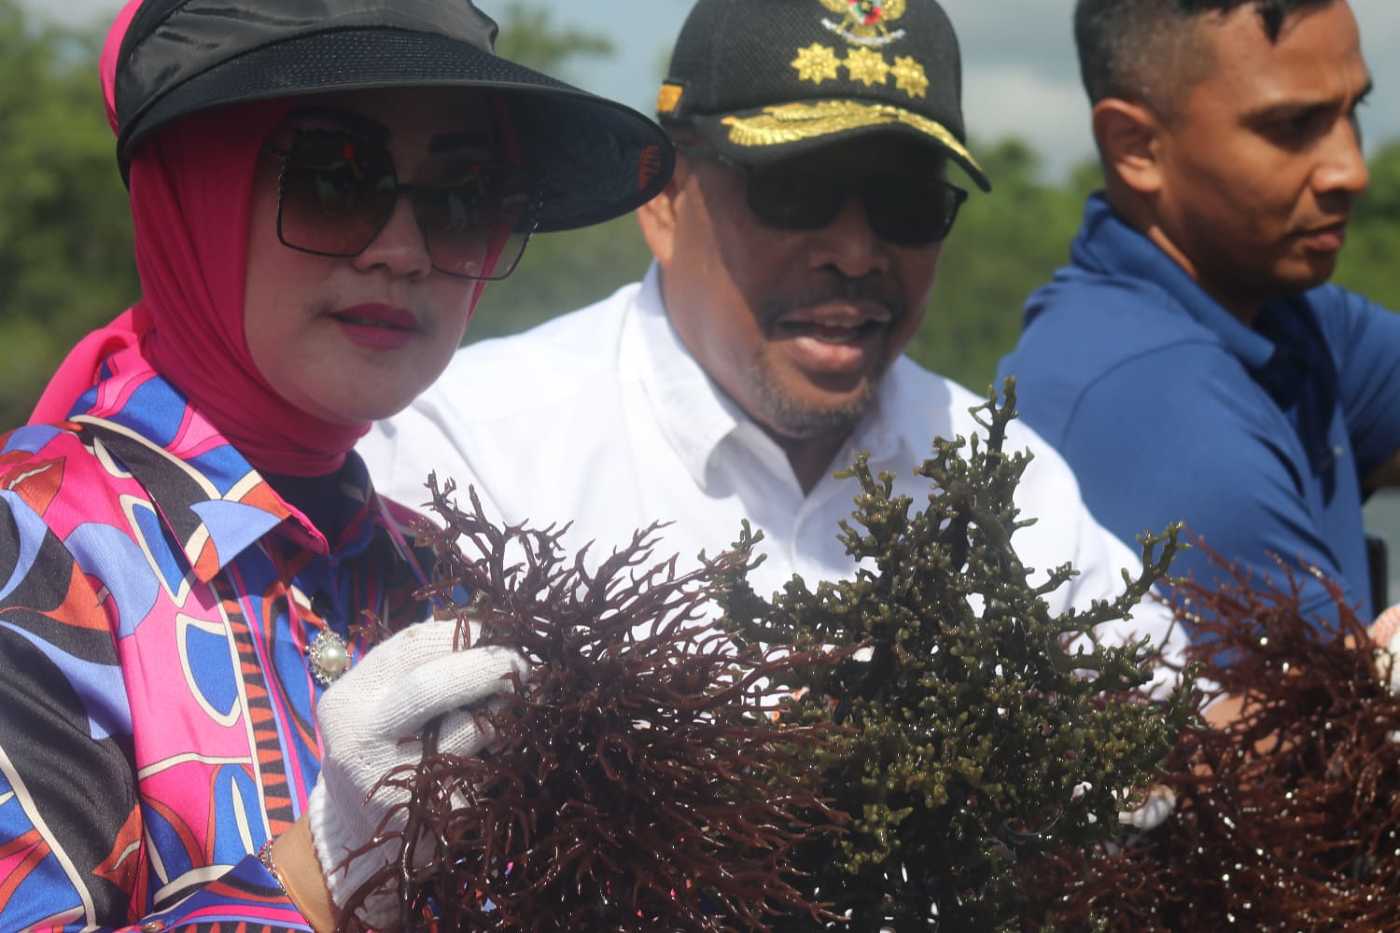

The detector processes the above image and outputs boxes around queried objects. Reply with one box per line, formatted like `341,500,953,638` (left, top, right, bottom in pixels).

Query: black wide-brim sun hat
114,0,674,234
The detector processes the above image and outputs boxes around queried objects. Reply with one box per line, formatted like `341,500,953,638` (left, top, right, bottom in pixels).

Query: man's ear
637,157,689,269
1092,98,1166,196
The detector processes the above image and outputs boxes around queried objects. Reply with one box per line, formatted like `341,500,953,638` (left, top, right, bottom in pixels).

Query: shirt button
141,922,164,933
311,593,333,619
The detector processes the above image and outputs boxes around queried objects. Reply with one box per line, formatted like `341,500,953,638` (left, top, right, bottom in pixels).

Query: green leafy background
4,0,1399,433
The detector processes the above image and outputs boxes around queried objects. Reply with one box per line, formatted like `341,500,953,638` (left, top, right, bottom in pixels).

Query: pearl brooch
308,628,351,685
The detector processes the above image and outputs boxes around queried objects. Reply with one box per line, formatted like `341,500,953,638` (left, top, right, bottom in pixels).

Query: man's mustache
759,274,907,328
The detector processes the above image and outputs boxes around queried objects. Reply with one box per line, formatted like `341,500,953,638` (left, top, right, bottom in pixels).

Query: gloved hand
1379,634,1400,697
1371,605,1400,696
1118,785,1177,832
1071,781,1176,834
307,619,527,927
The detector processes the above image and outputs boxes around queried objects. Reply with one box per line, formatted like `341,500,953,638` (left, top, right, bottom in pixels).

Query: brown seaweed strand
1032,553,1400,932
339,478,847,931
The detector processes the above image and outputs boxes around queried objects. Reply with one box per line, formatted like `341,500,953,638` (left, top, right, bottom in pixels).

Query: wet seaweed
721,384,1195,931
337,384,1192,931
1031,559,1400,932
339,482,845,931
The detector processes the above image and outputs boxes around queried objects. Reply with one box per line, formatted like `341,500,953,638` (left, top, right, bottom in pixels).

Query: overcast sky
31,0,1400,179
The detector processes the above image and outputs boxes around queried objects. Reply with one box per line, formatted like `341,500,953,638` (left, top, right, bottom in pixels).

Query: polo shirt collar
1075,194,1277,372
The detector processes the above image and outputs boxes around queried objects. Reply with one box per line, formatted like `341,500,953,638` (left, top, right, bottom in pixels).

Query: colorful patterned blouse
0,357,431,930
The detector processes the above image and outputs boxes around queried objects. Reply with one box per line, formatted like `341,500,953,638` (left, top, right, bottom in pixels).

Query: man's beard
745,342,885,441
745,273,903,440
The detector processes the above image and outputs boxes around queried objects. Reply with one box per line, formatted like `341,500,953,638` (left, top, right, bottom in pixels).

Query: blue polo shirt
998,194,1400,626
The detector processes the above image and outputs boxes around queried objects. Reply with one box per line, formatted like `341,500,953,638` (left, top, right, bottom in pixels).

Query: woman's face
244,87,500,425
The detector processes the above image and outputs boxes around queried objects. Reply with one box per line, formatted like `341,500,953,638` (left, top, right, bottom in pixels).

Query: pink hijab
30,0,491,477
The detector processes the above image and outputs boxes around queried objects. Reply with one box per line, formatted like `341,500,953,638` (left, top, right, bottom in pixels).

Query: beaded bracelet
256,837,288,895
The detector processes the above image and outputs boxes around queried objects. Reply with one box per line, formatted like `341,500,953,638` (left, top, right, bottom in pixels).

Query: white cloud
23,0,1400,174
943,0,1081,81
949,0,1400,175
962,64,1093,177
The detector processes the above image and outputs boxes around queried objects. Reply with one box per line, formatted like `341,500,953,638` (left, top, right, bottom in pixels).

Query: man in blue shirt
998,0,1400,626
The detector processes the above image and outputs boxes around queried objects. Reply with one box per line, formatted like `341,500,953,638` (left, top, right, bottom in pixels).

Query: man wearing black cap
363,0,1180,669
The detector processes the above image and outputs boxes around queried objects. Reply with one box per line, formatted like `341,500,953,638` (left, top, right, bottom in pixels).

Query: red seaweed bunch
341,480,845,931
1033,558,1400,931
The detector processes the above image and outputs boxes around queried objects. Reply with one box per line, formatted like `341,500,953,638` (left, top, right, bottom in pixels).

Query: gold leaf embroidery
791,43,843,85
891,56,929,99
844,47,891,87
721,100,982,176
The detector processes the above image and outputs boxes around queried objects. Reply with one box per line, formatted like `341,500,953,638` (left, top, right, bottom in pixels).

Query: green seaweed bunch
721,383,1197,931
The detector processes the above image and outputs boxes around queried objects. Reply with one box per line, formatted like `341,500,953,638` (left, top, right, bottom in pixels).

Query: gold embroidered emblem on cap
819,0,908,49
792,43,843,85
790,44,925,101
721,100,983,176
890,56,929,99
796,1,925,99
844,47,891,87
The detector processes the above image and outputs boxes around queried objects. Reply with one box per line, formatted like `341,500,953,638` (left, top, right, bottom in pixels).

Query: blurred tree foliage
5,0,1400,431
491,2,615,72
0,0,136,428
1334,137,1400,304
907,140,1104,396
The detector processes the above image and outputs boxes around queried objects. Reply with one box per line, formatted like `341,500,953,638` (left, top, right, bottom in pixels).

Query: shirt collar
859,359,913,464
630,263,903,490
67,360,375,582
1074,194,1277,372
629,263,746,490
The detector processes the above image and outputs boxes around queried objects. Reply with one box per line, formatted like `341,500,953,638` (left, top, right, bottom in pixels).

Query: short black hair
1074,0,1334,112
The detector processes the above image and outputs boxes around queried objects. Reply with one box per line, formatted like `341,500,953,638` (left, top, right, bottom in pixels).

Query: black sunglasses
682,146,967,247
265,122,539,281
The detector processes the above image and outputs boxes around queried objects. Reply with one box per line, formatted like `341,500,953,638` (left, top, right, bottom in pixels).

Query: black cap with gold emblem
657,0,989,191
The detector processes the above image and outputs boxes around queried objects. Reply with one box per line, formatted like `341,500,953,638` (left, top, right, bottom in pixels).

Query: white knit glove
307,619,527,928
1371,606,1400,697
1379,632,1400,698
1118,785,1177,832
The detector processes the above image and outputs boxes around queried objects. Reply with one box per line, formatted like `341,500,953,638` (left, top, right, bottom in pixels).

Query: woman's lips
330,303,420,351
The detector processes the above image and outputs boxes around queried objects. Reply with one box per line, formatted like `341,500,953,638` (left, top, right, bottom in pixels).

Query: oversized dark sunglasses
685,146,968,247
266,126,538,280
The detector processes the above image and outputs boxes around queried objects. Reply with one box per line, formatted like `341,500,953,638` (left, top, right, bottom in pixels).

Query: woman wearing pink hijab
0,0,670,928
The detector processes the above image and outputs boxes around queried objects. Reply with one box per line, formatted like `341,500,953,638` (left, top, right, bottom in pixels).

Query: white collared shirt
360,265,1183,682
